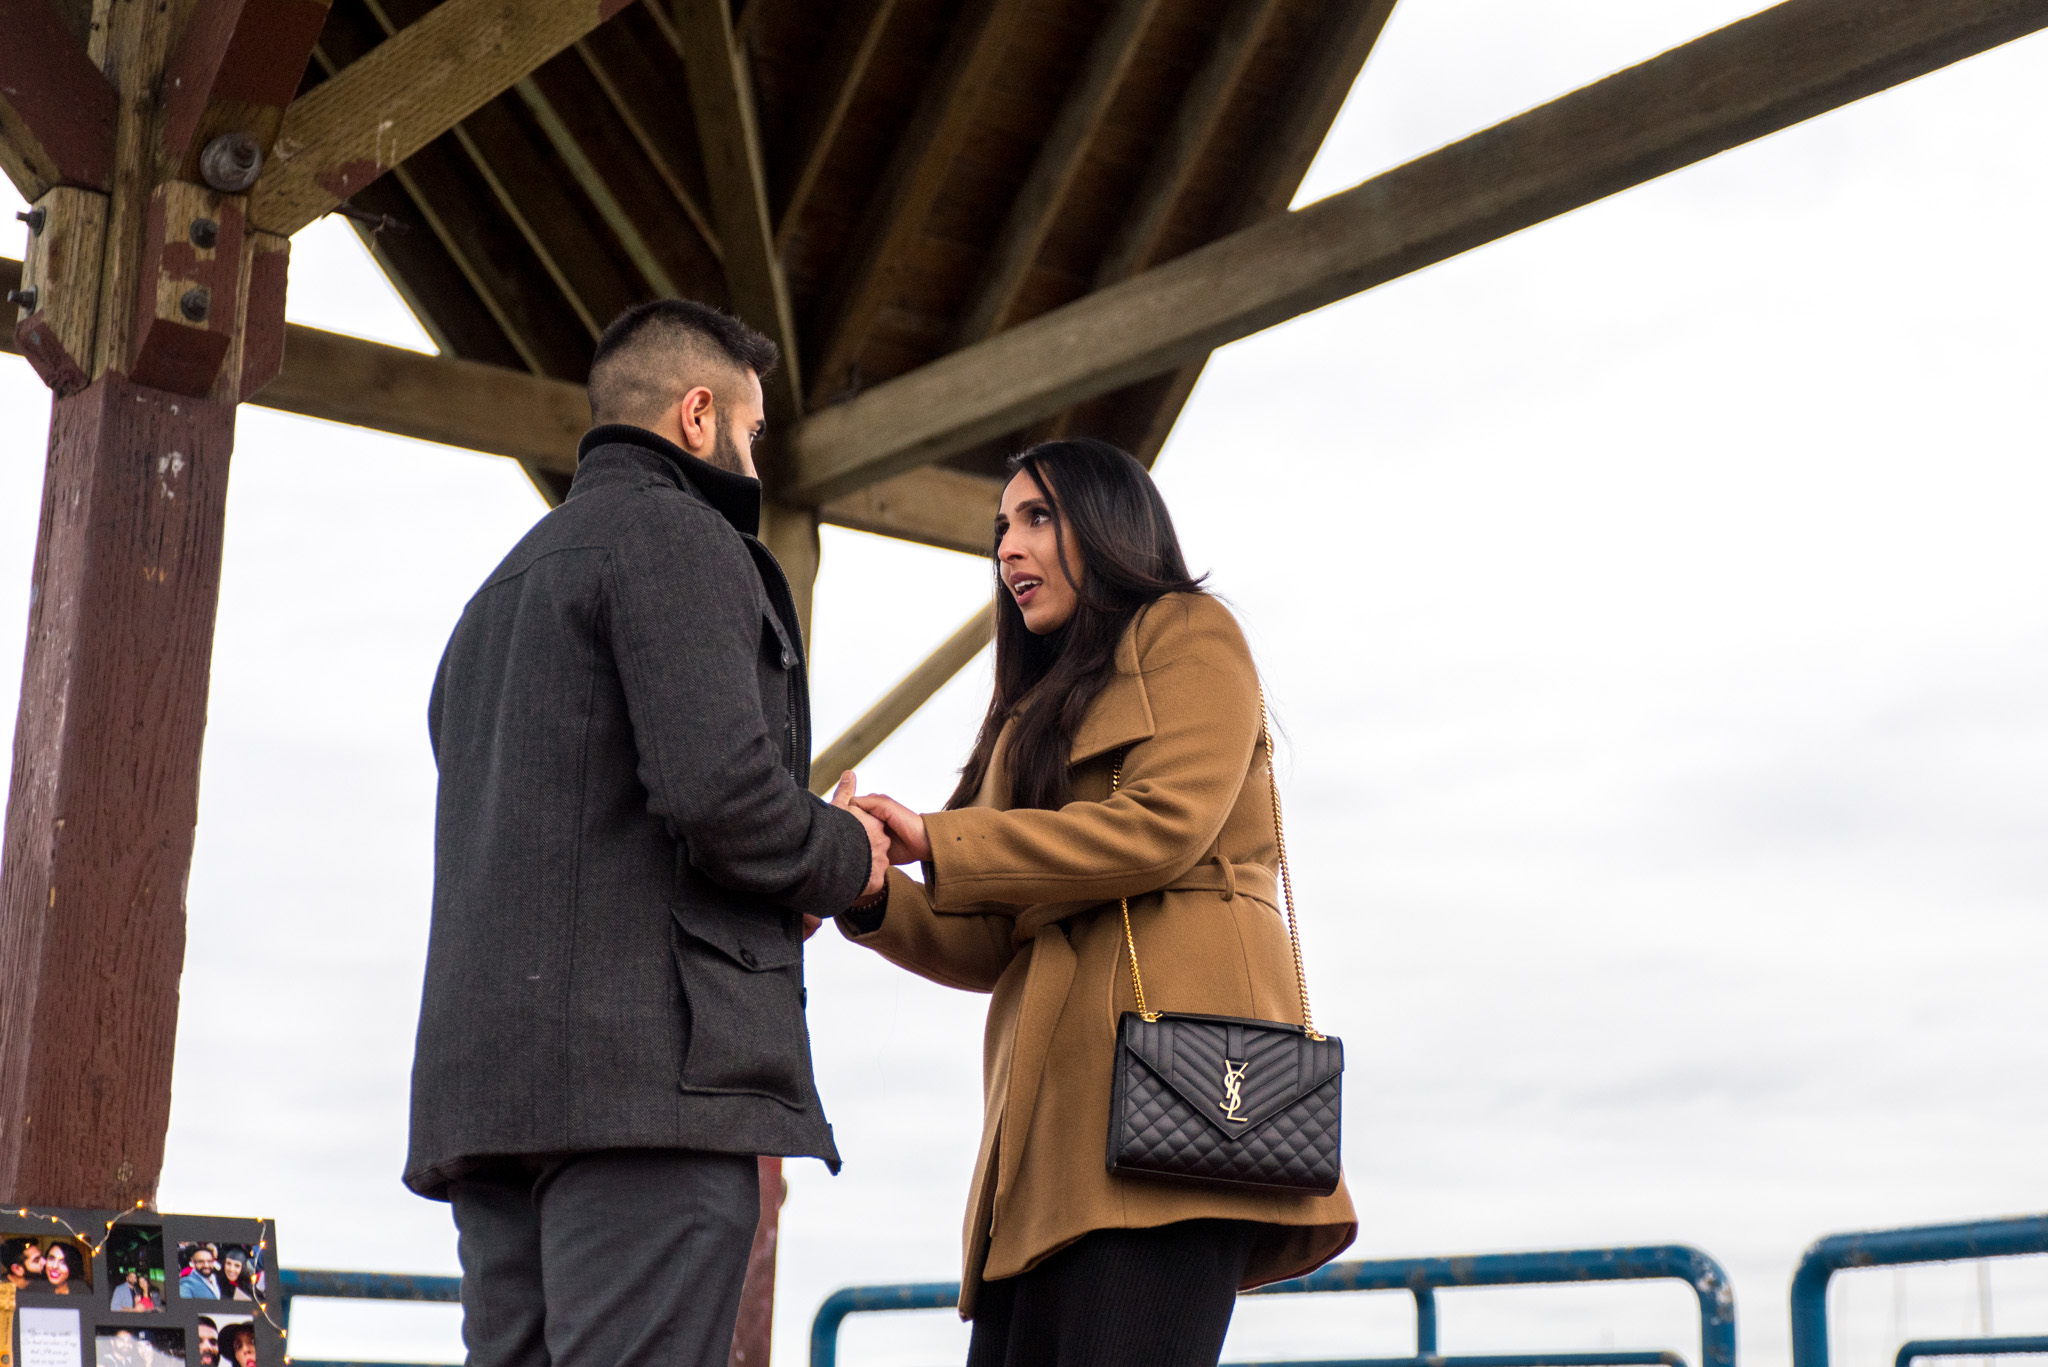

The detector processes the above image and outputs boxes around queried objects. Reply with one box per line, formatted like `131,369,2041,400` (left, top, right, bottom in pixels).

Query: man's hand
831,770,891,899
852,792,932,865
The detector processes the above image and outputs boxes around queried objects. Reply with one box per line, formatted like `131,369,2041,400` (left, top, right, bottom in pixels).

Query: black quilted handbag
1106,695,1344,1196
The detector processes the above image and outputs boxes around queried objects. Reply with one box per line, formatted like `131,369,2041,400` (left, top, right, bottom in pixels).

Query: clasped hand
818,770,931,936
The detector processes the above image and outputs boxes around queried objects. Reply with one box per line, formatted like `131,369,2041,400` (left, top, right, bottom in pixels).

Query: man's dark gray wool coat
405,423,873,1200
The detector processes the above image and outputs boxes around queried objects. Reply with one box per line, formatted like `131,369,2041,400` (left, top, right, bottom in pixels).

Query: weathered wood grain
805,0,1035,407
789,0,2048,504
953,0,1165,346
0,374,236,1208
820,465,1002,557
769,0,899,253
1091,0,1284,288
253,0,629,235
0,0,118,197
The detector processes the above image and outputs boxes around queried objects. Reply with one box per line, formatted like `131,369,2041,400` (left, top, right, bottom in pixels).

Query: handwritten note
18,1309,82,1367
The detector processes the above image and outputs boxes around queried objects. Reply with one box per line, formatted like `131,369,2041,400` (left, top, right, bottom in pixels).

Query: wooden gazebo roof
303,0,1387,507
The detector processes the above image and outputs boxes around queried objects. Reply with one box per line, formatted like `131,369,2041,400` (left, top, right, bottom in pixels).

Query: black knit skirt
965,1219,1260,1367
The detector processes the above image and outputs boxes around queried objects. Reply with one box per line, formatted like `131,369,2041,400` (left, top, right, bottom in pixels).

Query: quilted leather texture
1108,1012,1343,1194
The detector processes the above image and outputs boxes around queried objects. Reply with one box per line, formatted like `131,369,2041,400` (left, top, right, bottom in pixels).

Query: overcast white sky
2,4,2044,1366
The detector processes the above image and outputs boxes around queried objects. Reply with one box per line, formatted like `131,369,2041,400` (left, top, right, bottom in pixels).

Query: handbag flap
1119,1012,1343,1140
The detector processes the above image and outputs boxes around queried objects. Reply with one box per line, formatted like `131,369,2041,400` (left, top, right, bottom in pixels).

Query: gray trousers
451,1149,760,1367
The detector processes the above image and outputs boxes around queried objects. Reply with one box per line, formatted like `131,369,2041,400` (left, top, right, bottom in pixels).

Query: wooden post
726,1155,785,1367
0,0,317,1209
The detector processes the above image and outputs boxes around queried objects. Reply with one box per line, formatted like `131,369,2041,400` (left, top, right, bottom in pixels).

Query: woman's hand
853,793,932,864
831,770,891,899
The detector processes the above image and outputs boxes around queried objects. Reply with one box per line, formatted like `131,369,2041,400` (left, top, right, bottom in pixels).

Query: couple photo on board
409,298,1349,1367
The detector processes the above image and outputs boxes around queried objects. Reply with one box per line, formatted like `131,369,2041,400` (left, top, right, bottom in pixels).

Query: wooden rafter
1118,0,1401,466
806,0,1034,407
253,0,631,236
513,75,680,298
1092,0,1285,289
952,0,1164,346
0,0,117,197
808,604,995,793
787,0,2048,505
671,0,805,421
818,465,1002,558
573,33,722,261
770,0,899,253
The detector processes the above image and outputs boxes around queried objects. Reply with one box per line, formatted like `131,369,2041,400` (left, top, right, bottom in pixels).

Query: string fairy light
4,1203,287,1333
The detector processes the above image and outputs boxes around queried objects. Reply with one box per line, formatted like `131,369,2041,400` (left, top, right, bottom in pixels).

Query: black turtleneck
575,423,762,539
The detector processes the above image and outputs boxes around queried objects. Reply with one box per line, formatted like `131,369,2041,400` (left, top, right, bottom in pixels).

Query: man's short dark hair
588,299,779,428
3,1236,36,1272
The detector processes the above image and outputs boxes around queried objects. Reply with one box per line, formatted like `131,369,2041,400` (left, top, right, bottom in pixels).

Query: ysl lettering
1220,1059,1250,1122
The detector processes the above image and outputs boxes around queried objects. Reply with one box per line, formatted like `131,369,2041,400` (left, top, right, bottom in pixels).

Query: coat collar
572,423,763,538
1066,613,1155,764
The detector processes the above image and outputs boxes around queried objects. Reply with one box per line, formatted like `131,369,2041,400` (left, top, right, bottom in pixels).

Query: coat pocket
669,903,813,1108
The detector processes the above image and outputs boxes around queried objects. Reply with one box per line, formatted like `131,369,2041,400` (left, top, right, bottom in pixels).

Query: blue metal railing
1788,1216,2048,1367
811,1244,1735,1367
1895,1338,2048,1367
277,1268,461,1367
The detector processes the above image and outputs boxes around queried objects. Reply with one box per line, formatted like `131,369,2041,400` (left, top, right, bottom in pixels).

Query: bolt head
189,218,220,250
199,133,264,192
179,287,211,323
6,287,38,312
15,207,46,234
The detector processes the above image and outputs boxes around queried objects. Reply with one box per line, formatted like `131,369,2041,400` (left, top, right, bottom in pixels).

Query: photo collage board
2,1210,282,1367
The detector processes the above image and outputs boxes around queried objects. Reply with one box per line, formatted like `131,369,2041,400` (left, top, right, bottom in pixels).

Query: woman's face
45,1245,70,1285
996,470,1082,635
223,1254,244,1282
234,1338,257,1367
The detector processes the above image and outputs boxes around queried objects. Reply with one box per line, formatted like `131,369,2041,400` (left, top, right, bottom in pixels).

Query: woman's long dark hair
947,438,1205,811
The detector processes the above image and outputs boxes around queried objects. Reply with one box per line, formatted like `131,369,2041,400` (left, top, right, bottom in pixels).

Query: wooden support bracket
12,187,108,396
0,0,119,198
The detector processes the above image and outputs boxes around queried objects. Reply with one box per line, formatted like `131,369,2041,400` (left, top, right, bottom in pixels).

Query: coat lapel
1067,624,1154,764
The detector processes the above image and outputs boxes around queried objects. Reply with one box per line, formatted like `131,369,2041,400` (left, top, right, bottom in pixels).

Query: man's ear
675,384,718,455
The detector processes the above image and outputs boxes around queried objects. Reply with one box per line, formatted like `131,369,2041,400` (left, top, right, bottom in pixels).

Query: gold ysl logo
1220,1059,1250,1122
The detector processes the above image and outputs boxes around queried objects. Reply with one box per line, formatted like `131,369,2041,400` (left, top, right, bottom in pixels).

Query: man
3,1237,43,1289
194,1317,220,1367
179,1245,221,1300
407,299,889,1367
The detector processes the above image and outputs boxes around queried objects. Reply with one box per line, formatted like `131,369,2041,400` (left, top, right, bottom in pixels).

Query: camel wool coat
840,592,1356,1318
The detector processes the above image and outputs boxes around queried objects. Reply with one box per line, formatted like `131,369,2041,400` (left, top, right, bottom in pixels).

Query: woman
219,1322,259,1367
844,439,1355,1366
218,1247,256,1301
42,1241,81,1294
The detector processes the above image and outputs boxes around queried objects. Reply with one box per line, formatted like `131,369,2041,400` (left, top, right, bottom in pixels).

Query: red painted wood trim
161,0,333,164
727,1156,783,1367
0,0,118,190
0,373,237,1209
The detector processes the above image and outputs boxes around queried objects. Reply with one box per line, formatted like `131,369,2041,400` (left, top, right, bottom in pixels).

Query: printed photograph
172,1244,259,1303
3,1235,93,1296
191,1315,256,1367
106,1227,165,1312
94,1325,184,1367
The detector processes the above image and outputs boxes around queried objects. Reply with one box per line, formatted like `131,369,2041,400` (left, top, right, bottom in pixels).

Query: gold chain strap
1114,685,1322,1039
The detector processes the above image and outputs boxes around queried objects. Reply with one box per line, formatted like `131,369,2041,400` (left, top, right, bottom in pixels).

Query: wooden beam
0,0,117,197
253,0,631,236
809,604,994,794
252,321,587,473
952,0,1163,346
820,465,1000,557
14,284,995,551
670,0,804,420
1091,0,1284,289
574,32,722,262
1118,0,1401,466
513,74,681,298
160,0,331,182
770,0,898,253
806,0,1033,407
788,0,2048,505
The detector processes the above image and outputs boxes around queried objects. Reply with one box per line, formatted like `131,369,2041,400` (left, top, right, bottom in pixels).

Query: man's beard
705,420,749,476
